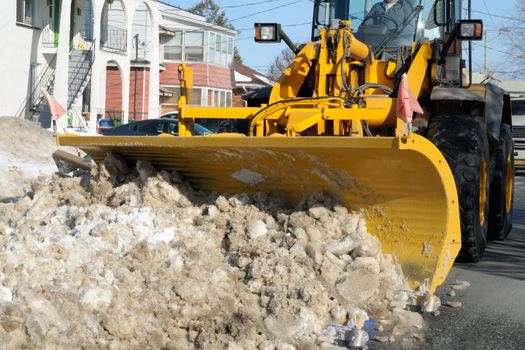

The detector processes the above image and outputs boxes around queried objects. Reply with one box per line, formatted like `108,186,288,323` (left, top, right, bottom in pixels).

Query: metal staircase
17,41,95,130
67,49,93,110
15,55,57,126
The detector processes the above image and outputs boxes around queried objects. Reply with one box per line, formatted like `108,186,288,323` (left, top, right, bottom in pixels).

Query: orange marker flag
41,88,66,121
396,73,423,124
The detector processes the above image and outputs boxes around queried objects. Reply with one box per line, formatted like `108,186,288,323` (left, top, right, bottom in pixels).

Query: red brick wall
105,67,150,120
105,67,122,111
105,63,234,118
160,63,234,90
129,68,150,120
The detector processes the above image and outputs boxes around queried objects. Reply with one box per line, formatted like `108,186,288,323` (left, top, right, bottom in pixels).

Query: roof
157,1,237,36
499,80,525,94
234,62,275,88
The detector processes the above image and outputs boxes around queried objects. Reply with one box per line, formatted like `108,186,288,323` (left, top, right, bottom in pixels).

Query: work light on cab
254,23,282,43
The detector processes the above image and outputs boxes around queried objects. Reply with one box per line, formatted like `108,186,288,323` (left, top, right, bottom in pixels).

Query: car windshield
315,0,443,49
166,120,213,136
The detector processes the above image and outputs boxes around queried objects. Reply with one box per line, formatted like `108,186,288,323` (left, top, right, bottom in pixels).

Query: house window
227,37,233,65
185,32,204,62
207,89,232,107
209,33,215,66
17,0,34,26
189,88,202,105
162,31,204,62
208,32,234,66
163,31,182,60
162,87,203,106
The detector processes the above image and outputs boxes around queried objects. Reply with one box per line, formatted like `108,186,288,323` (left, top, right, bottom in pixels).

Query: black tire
488,124,514,240
427,114,490,262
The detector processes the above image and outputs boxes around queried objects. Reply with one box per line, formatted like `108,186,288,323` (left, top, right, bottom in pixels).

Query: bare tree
499,1,525,78
267,47,296,81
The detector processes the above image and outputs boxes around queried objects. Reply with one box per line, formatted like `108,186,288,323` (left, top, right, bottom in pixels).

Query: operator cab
257,0,482,87
312,0,453,51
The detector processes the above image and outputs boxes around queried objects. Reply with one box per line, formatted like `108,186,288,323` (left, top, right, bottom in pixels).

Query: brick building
104,2,236,120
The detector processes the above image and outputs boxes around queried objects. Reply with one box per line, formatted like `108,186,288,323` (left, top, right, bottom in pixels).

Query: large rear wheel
427,114,490,262
488,124,514,240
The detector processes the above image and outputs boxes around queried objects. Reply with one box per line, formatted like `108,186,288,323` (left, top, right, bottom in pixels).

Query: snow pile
0,117,59,200
0,117,58,164
0,152,425,349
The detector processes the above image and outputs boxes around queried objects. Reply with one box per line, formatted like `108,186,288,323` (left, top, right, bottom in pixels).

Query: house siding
105,67,122,112
160,63,234,90
105,66,150,120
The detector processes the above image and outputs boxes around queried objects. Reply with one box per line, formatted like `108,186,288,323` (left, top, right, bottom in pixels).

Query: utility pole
484,31,488,76
133,34,139,121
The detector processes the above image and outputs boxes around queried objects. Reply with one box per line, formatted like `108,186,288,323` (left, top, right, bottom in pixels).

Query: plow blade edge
57,134,461,294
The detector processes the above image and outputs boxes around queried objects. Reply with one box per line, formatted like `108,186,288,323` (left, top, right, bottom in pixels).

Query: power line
471,42,516,58
469,9,521,22
222,0,283,9
481,0,496,26
236,21,311,31
230,0,304,22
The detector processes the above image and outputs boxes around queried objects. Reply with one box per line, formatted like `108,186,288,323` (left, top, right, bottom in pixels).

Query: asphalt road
370,176,525,350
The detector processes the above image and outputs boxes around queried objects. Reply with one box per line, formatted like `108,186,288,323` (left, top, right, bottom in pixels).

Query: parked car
97,118,114,134
161,111,250,134
160,112,178,119
511,97,525,171
101,118,212,136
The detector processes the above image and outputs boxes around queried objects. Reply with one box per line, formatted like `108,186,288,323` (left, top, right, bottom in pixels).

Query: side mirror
433,0,446,26
254,23,282,43
457,20,483,40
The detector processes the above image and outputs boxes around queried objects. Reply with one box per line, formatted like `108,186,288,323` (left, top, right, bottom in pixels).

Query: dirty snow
0,116,428,349
0,117,60,200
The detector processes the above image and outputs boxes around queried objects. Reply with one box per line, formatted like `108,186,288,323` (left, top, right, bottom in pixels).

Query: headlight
255,23,282,43
457,20,483,41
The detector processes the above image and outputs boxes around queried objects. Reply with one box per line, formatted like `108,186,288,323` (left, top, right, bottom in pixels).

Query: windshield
313,0,444,49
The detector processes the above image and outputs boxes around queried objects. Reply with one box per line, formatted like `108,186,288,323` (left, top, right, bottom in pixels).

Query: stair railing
16,53,58,119
67,39,96,111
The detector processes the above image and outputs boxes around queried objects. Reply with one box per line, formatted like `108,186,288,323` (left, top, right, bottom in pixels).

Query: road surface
370,176,525,349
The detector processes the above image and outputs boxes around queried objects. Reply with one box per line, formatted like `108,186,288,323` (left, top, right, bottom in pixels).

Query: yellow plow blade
57,133,461,294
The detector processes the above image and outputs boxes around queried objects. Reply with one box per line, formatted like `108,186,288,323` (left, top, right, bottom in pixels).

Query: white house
0,0,240,133
0,0,161,133
156,2,237,115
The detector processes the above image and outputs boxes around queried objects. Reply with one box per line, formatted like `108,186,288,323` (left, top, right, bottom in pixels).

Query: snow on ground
0,117,427,349
0,117,59,200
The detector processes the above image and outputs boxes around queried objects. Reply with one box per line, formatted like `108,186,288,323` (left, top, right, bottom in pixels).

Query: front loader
57,0,514,295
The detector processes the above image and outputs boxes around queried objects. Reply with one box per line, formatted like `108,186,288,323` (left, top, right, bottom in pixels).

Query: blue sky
165,0,519,77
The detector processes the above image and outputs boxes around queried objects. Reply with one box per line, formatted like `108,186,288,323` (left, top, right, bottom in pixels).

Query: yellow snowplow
57,0,514,294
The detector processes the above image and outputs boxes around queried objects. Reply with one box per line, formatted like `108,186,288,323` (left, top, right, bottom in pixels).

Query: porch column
54,0,72,132
148,17,160,119
89,3,102,134
121,59,130,124
148,1,160,119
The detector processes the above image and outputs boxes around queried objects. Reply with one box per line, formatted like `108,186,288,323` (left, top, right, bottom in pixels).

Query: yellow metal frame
177,30,433,139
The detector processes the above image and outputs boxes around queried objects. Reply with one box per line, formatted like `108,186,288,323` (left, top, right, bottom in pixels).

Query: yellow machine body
57,25,462,294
